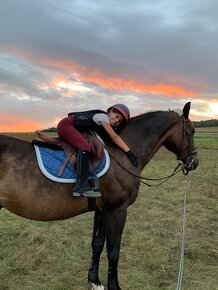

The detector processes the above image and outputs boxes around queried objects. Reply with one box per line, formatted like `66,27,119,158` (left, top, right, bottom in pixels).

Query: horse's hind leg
105,205,127,290
88,210,106,289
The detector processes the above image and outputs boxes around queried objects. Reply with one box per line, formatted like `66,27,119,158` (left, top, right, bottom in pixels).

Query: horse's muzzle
182,155,199,175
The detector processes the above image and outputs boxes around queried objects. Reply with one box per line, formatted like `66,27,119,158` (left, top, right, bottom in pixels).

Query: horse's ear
182,102,191,119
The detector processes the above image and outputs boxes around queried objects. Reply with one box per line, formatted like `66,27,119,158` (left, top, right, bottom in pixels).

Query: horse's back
0,134,89,221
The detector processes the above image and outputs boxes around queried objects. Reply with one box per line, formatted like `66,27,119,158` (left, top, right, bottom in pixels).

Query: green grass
194,136,218,149
0,131,217,289
195,126,218,149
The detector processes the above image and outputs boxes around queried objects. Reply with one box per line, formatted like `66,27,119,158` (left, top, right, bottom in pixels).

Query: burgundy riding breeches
57,116,91,151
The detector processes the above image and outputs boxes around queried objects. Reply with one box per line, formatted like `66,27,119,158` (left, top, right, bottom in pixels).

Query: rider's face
108,111,123,127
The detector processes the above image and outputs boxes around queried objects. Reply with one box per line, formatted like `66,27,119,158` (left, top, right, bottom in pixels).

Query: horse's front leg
105,205,127,290
88,210,106,289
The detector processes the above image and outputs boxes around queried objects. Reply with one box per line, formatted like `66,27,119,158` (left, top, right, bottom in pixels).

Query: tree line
193,119,218,127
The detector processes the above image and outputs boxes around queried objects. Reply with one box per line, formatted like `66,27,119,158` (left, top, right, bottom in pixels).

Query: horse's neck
124,112,180,168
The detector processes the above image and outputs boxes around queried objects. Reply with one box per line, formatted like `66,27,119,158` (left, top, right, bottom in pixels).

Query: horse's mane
129,110,178,124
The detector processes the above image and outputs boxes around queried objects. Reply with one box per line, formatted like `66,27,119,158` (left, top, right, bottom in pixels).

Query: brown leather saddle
32,130,105,177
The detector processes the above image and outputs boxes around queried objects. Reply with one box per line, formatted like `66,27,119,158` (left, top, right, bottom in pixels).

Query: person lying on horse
57,104,138,198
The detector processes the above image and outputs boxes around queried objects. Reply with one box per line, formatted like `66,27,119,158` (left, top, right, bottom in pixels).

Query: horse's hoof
90,283,105,290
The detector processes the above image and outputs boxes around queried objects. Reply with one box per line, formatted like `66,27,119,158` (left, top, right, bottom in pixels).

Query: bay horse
0,102,198,290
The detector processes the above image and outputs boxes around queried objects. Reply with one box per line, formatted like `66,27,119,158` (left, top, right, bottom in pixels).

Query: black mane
129,110,177,124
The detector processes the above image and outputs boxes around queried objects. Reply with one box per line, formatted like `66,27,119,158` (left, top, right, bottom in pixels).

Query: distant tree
193,119,218,127
42,127,57,132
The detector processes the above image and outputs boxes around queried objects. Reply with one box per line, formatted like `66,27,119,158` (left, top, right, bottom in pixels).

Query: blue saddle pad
34,145,110,183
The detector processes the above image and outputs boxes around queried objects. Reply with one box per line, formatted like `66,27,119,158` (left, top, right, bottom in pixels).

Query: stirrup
72,191,82,197
82,188,101,198
73,187,101,198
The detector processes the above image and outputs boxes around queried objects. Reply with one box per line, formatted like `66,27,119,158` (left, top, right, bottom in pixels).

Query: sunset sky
0,0,218,132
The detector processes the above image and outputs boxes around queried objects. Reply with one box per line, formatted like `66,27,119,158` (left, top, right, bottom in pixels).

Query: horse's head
165,102,199,175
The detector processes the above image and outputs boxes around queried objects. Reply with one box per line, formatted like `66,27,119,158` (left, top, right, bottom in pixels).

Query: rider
57,104,138,198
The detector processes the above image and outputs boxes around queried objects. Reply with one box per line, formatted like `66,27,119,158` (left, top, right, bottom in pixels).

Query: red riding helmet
107,104,130,122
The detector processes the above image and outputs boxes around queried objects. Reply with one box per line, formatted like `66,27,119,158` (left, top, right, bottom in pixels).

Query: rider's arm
100,121,130,152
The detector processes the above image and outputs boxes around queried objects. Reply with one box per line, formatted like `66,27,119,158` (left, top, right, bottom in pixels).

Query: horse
0,102,198,290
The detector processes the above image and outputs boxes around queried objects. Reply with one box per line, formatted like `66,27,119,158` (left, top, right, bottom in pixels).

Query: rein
108,151,183,187
176,177,187,290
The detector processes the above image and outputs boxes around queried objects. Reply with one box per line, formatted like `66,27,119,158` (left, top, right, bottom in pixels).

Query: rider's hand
126,150,138,167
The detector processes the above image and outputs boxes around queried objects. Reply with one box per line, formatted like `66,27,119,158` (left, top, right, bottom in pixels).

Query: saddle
32,130,105,177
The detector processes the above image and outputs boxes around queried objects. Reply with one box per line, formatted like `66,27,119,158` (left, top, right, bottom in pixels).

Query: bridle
177,116,198,175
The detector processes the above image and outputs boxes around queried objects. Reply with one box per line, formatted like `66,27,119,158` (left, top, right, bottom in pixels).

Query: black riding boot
73,149,101,197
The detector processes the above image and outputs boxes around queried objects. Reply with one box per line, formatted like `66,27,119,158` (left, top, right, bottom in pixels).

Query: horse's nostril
190,158,199,170
183,156,199,171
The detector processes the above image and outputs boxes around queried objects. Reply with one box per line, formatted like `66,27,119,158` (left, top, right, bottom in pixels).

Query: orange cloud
4,47,197,97
48,59,197,97
0,112,39,132
79,71,197,97
1,44,199,97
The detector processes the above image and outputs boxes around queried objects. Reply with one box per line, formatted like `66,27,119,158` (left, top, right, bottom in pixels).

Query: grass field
0,129,217,290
